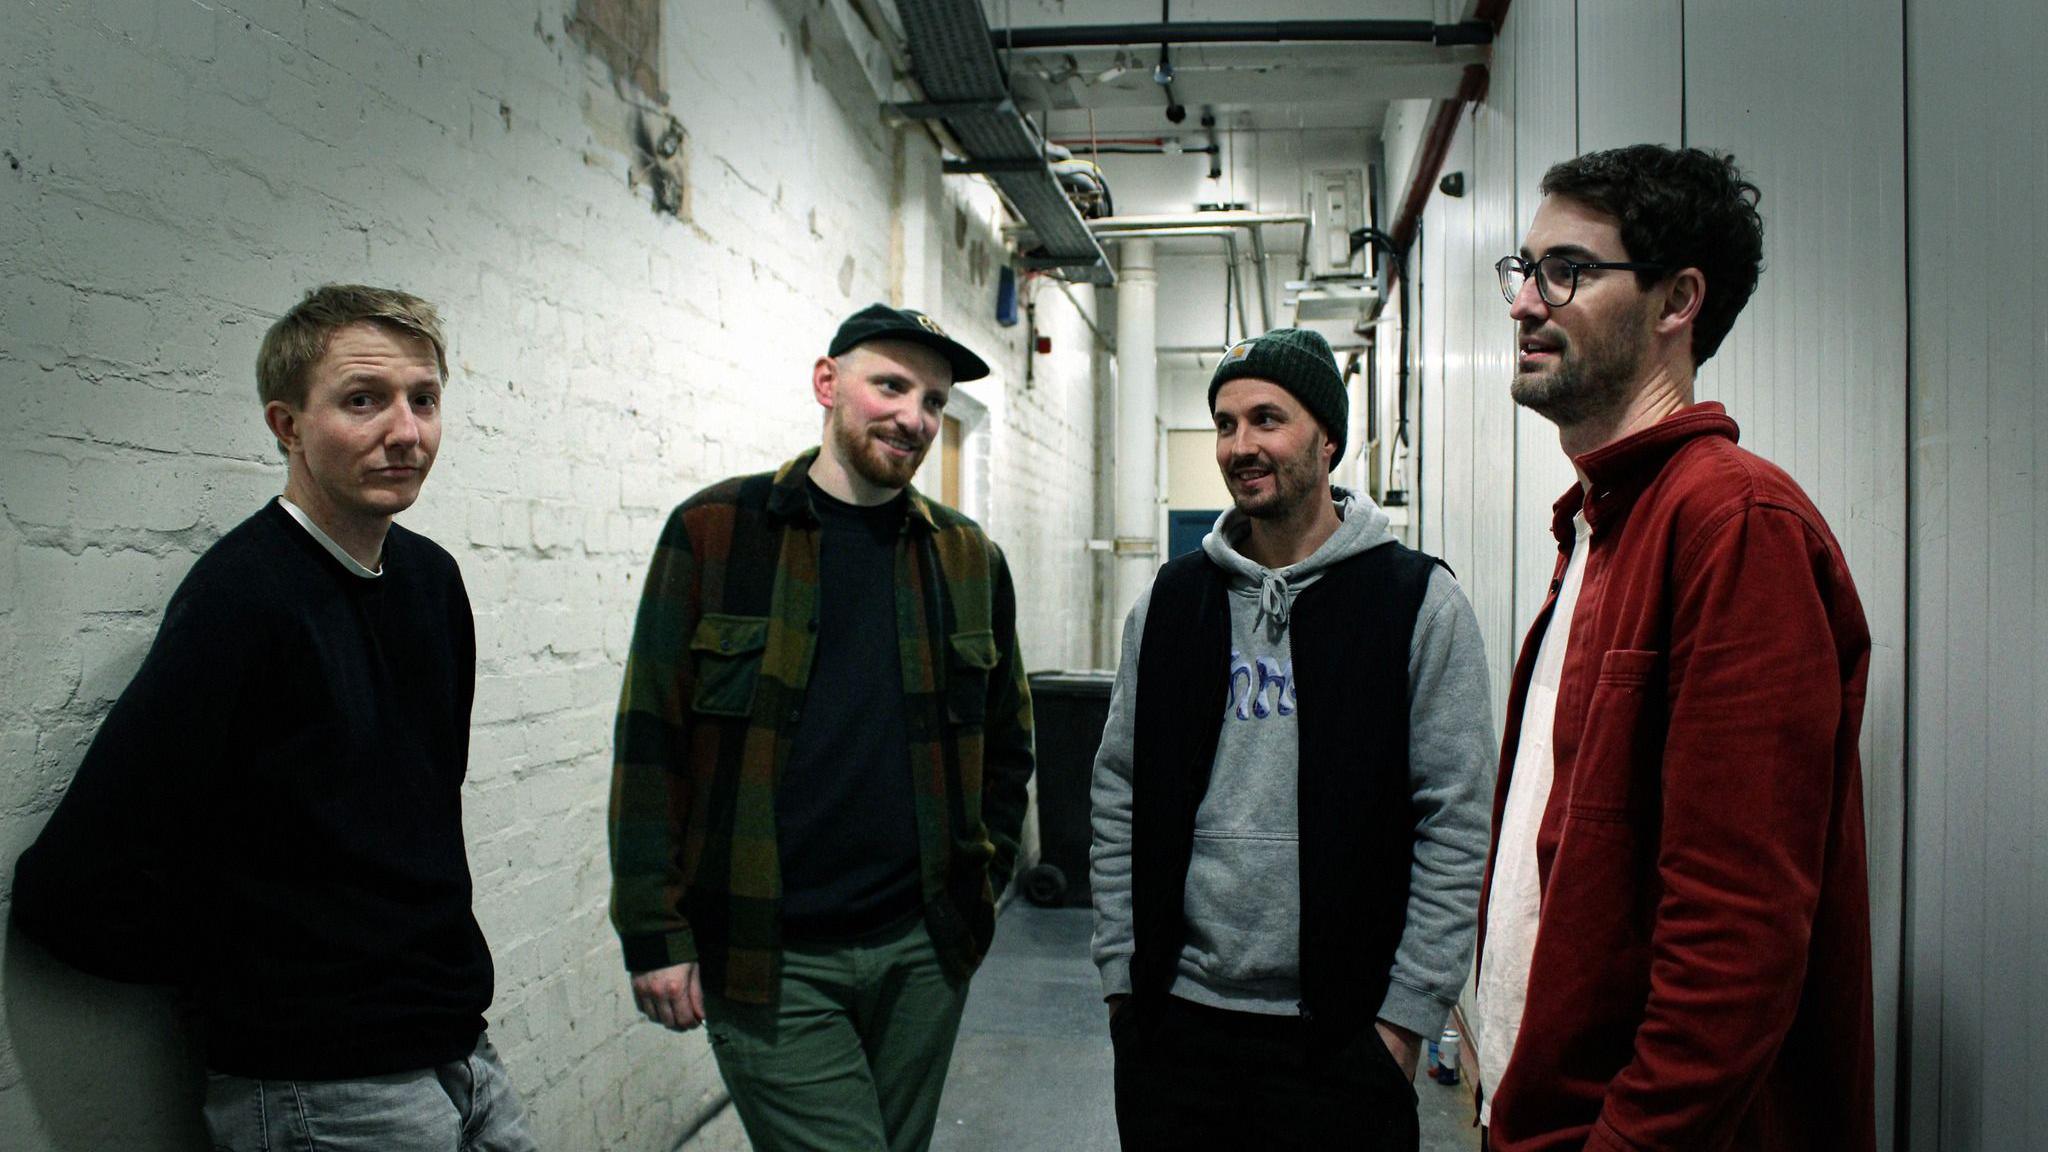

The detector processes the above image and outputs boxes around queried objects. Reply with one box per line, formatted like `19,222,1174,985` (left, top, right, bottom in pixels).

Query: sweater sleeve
1378,566,1497,1038
11,569,249,984
1088,587,1151,1001
1588,505,1850,1152
608,505,703,972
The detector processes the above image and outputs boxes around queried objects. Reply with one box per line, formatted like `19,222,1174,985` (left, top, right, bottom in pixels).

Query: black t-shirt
775,482,924,939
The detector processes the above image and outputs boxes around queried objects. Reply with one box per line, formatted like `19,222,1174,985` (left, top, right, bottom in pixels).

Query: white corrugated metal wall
1417,126,1452,564
1415,61,1516,722
1683,5,1911,1138
1904,0,2048,1147
1467,35,1520,699
1507,0,1578,645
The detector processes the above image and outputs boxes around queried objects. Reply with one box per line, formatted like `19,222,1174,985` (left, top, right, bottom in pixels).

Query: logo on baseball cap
829,303,991,382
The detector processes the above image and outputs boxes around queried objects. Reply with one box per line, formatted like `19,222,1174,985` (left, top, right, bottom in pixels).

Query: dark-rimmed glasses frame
1495,254,1669,307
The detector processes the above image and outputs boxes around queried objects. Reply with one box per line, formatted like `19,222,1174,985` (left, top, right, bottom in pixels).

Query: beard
829,404,929,490
1511,311,1649,426
1225,431,1326,521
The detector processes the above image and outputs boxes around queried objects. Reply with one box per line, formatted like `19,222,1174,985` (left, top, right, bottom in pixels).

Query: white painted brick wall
0,1,1103,1148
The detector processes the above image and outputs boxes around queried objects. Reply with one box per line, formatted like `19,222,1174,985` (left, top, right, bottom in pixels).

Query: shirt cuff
619,929,698,973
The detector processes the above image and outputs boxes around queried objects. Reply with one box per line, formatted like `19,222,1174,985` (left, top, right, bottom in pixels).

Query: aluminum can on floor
1432,1027,1461,1085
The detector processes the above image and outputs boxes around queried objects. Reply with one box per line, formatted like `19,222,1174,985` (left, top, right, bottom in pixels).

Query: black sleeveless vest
1130,538,1441,1040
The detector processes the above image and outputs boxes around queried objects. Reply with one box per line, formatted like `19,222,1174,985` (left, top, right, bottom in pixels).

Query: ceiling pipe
1087,210,1309,231
1091,228,1241,240
1017,214,1307,333
1246,225,1273,332
1093,228,1249,340
1157,341,1367,358
987,20,1494,51
1049,278,1115,355
1086,213,1303,331
1094,227,1259,346
1006,211,1306,244
1229,234,1251,340
1064,144,1222,158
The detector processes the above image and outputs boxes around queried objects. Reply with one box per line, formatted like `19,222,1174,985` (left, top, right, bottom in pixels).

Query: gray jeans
202,1031,537,1152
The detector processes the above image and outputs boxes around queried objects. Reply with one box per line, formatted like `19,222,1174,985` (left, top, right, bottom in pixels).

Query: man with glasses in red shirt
1474,145,1875,1152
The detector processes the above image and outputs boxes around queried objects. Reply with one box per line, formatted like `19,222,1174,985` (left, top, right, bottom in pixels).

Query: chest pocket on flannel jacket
945,630,1000,724
689,614,770,717
1565,647,1665,818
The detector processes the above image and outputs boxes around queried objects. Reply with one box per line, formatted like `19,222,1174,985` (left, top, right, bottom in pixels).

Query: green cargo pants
701,915,970,1152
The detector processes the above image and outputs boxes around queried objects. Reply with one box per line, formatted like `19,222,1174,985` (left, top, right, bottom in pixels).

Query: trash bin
1021,670,1115,908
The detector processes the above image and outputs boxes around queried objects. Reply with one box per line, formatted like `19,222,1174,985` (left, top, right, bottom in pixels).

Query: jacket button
786,707,801,723
719,640,732,652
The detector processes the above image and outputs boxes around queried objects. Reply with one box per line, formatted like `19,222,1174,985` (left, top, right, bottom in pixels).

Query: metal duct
893,0,1114,284
985,20,1496,51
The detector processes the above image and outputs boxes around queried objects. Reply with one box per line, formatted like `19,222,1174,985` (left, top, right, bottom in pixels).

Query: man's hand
1376,1019,1423,1081
1105,994,1127,1023
631,962,705,1032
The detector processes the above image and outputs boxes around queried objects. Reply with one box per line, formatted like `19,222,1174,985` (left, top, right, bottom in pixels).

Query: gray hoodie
1089,490,1496,1038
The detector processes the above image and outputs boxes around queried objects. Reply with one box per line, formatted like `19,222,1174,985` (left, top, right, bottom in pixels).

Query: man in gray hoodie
1090,327,1495,1151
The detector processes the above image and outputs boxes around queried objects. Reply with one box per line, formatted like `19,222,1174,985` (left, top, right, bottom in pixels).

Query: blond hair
256,284,448,409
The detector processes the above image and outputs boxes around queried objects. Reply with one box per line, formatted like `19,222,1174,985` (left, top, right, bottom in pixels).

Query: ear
1656,267,1707,337
812,355,840,411
263,400,301,456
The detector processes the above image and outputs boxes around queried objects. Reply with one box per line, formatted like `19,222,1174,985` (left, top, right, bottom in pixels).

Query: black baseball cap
828,303,990,382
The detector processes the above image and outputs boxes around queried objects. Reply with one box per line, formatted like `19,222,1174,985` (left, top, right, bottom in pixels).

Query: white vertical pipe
1112,238,1159,649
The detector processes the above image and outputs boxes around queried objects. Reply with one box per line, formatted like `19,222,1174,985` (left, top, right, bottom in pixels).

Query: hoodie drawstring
1258,572,1290,637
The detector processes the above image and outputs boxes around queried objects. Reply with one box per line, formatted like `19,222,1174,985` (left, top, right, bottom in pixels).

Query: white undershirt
1475,511,1591,1124
277,496,381,579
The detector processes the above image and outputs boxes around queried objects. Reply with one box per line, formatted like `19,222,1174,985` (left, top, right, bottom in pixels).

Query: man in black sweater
12,285,535,1151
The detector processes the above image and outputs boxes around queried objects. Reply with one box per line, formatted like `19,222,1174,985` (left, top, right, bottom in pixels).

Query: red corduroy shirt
1480,403,1876,1152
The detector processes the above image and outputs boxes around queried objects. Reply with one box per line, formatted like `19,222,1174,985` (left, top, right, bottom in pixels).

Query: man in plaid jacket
608,304,1034,1152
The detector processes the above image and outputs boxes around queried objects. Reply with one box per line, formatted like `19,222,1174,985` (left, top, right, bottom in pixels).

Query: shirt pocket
1564,647,1664,820
945,629,1000,724
689,614,771,717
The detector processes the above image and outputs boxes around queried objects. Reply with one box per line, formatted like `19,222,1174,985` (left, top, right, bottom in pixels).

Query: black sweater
11,500,493,1078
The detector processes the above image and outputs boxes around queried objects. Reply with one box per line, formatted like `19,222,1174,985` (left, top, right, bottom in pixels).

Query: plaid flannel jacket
609,448,1035,1003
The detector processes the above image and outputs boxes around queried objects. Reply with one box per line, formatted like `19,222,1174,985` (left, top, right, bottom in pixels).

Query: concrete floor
686,902,1481,1150
929,904,1117,1151
932,904,1482,1152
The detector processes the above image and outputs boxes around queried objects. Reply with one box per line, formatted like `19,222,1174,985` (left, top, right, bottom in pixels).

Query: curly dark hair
1539,145,1764,367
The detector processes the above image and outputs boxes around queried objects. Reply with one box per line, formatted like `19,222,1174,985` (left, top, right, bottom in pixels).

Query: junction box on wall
1309,168,1367,279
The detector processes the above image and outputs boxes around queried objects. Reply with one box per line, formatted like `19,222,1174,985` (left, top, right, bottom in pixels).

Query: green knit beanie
1207,327,1348,467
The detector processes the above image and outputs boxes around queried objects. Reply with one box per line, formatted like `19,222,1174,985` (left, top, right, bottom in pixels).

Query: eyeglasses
1495,254,1669,307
